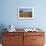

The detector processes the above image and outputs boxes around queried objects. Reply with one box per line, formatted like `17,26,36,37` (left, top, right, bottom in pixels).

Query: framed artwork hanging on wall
17,7,34,19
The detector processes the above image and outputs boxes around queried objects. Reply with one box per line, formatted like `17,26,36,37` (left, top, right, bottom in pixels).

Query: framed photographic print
18,7,34,19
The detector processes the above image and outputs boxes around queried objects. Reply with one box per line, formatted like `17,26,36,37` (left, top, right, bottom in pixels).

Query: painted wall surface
0,0,46,30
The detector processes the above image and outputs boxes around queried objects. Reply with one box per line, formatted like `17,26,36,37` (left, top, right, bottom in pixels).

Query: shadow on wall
0,24,7,43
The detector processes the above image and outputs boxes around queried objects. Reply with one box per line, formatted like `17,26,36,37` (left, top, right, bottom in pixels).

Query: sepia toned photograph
18,7,34,19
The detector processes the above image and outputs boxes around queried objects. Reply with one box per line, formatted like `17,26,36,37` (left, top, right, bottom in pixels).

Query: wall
0,0,46,30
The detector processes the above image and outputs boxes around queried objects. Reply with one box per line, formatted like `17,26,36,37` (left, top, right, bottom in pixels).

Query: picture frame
17,7,34,19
